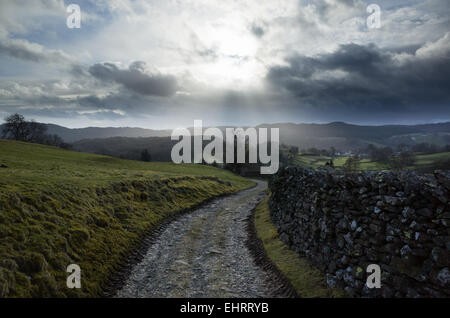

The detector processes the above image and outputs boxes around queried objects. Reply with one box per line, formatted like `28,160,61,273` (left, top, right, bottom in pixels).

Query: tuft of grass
0,139,254,297
254,195,346,298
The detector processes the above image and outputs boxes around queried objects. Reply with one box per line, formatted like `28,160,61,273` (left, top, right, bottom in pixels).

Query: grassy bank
254,196,345,298
0,140,254,297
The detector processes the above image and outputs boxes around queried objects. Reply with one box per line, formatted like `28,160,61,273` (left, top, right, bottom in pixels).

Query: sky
0,0,449,129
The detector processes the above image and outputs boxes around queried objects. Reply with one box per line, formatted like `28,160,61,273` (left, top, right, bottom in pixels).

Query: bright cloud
0,0,449,128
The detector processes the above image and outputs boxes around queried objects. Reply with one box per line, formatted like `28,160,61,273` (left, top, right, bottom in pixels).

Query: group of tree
383,142,450,155
279,143,340,158
365,144,415,170
343,155,361,173
1,113,71,149
301,147,336,157
140,149,152,162
411,142,450,154
388,151,416,170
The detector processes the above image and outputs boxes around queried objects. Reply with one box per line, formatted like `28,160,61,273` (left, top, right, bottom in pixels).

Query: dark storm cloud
88,62,177,97
266,39,450,117
75,90,169,116
76,92,138,111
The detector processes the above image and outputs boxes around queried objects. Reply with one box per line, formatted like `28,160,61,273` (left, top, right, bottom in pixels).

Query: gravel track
115,180,279,298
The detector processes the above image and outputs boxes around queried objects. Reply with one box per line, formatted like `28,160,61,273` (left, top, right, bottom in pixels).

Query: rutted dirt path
115,180,276,298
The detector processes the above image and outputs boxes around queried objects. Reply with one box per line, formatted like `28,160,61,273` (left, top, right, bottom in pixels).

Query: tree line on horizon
1,113,72,149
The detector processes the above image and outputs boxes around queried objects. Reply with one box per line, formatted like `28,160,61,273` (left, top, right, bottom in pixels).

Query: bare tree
26,120,48,143
2,114,48,142
2,113,29,141
2,113,70,149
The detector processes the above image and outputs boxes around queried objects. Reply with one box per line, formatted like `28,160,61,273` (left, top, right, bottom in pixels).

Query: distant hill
0,123,173,143
73,136,177,161
259,121,450,139
2,121,450,154
257,122,450,150
44,124,173,143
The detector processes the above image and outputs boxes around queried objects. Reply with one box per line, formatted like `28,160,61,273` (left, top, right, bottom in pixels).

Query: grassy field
292,152,450,171
0,139,254,297
254,195,345,298
413,152,450,168
292,153,389,170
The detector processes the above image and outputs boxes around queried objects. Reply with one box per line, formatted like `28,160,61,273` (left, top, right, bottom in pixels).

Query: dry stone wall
269,167,450,297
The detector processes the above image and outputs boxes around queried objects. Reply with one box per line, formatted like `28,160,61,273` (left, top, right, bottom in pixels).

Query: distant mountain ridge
43,124,173,143
257,122,450,139
255,122,450,149
1,121,450,151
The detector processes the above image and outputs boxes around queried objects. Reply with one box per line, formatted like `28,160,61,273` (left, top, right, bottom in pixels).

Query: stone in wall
269,166,450,298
